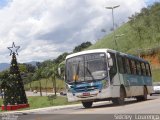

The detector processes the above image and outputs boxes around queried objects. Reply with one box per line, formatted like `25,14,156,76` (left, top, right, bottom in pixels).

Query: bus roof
66,49,148,63
66,49,112,59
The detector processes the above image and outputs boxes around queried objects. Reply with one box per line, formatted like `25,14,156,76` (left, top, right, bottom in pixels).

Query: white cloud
0,0,147,63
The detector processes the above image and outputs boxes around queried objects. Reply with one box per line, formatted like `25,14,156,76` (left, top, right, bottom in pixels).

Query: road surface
17,95,160,120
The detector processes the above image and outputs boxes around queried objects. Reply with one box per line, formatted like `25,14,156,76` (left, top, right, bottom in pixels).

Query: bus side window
146,63,151,76
125,58,131,74
117,55,125,74
130,60,136,75
122,57,126,73
134,61,138,75
136,61,141,75
141,62,146,76
109,53,117,81
149,63,152,76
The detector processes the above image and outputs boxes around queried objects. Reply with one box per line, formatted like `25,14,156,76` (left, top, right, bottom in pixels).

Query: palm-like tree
26,73,34,91
33,68,43,96
41,67,52,95
49,65,58,96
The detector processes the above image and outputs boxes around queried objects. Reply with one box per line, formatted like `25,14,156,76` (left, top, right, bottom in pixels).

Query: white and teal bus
64,49,153,108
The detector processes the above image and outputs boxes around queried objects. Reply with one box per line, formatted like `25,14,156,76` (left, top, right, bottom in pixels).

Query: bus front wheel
82,101,93,108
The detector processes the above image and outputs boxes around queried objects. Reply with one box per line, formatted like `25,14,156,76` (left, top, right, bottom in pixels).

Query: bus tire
112,87,125,105
142,86,148,100
136,87,147,101
82,101,93,108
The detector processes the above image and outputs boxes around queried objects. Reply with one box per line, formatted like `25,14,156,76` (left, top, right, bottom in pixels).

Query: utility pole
106,5,120,50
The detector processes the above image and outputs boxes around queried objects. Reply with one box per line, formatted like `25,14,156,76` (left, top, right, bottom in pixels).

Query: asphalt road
18,95,160,120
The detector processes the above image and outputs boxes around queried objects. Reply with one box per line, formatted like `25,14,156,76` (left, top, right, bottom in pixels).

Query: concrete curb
0,101,111,114
0,104,82,114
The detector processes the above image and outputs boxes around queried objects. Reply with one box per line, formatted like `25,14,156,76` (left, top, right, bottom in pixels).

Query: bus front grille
74,86,98,92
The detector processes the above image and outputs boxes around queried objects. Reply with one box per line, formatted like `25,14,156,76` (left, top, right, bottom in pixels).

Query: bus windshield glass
66,53,107,83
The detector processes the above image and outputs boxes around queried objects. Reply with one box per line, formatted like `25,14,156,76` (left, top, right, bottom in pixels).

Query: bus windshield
66,53,107,83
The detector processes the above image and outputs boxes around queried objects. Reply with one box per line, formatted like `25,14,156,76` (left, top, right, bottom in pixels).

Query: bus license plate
83,92,90,96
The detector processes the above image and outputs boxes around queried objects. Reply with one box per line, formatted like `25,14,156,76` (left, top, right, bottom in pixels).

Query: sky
0,0,157,63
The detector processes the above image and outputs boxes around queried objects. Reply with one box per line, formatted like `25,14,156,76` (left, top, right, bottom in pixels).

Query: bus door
108,52,118,85
117,55,132,96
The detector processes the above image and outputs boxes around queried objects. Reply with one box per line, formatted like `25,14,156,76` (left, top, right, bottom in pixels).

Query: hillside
90,2,160,54
0,61,37,72
89,2,160,81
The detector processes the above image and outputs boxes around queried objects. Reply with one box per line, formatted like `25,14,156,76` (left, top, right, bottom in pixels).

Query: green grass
0,96,79,112
0,99,2,106
152,69,160,82
89,22,159,54
27,96,78,109
88,4,160,54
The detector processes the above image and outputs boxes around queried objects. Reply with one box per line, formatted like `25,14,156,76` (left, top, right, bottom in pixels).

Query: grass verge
0,96,79,112
152,69,160,82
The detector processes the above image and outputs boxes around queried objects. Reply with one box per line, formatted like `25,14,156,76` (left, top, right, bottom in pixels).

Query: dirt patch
142,54,160,69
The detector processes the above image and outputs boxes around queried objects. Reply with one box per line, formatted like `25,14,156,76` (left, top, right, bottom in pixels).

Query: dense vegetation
89,2,160,81
0,42,92,95
90,2,160,55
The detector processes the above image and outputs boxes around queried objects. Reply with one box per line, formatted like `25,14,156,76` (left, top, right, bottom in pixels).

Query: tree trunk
51,75,56,96
54,75,56,96
39,80,42,96
29,82,32,91
45,78,48,96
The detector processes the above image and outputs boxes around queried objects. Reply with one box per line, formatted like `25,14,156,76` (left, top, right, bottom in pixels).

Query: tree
25,73,34,91
156,35,160,45
25,64,36,73
24,64,36,91
54,52,69,64
3,53,28,106
73,42,92,53
33,68,43,96
41,67,52,95
129,14,145,47
0,70,9,99
18,64,27,73
49,65,58,96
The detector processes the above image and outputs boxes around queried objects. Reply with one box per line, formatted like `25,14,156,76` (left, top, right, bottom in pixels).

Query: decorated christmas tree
2,42,29,110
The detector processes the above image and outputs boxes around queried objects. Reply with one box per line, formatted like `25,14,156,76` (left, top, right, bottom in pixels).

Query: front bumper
67,88,111,102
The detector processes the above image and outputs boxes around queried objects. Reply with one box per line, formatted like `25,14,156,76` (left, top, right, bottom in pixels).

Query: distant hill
24,61,37,66
0,63,10,72
0,61,38,72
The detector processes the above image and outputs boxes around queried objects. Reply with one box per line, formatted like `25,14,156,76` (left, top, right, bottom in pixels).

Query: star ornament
7,42,20,56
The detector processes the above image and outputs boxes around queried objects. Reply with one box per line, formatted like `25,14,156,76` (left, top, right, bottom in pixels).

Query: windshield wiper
85,66,95,81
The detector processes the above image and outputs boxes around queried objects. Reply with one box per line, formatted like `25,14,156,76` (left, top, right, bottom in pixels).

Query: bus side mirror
107,53,113,67
58,67,61,75
108,58,113,67
58,67,65,80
